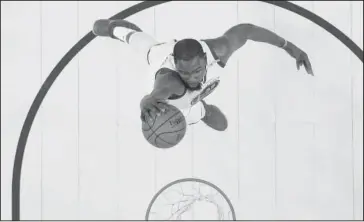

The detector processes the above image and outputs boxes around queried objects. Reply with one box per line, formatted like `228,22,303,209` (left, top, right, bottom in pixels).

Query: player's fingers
303,60,310,74
141,107,148,118
152,101,165,115
141,110,151,123
304,57,314,75
146,110,154,122
296,60,301,70
143,100,158,117
140,112,145,122
157,102,168,113
150,105,162,117
142,105,154,121
152,104,161,116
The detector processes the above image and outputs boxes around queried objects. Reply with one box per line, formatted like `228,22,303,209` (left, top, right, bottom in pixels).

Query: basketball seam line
153,127,186,147
146,111,185,141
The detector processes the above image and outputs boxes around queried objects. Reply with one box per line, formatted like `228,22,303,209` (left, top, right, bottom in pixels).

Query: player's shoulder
200,37,231,68
155,67,179,81
155,68,186,95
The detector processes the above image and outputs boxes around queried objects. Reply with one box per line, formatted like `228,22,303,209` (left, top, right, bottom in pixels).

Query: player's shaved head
173,38,205,61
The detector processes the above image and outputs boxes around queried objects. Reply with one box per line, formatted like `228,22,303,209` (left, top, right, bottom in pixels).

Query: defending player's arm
205,23,313,75
140,70,185,122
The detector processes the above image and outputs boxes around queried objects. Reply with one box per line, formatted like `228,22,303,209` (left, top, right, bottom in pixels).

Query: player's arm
150,69,185,100
140,69,185,121
204,23,313,75
203,23,286,65
224,23,287,49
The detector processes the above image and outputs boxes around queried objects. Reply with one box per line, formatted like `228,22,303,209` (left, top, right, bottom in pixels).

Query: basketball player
92,19,313,131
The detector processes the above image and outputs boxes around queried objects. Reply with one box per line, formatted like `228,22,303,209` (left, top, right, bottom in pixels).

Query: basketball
142,103,187,148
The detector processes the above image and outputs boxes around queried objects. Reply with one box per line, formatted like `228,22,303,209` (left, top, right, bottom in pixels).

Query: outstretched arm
225,23,286,49
205,23,314,75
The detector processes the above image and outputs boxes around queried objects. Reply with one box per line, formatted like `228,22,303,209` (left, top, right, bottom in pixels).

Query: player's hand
140,94,168,122
284,41,314,76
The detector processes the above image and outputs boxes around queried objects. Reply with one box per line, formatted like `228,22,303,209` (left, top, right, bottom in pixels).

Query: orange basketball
142,103,187,148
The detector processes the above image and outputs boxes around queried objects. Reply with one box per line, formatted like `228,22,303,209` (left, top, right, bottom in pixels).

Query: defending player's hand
140,94,168,122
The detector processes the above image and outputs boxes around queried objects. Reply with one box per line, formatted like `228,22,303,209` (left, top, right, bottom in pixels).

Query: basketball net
145,178,236,220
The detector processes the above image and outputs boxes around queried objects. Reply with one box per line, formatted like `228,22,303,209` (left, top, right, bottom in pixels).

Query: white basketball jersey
147,39,224,111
